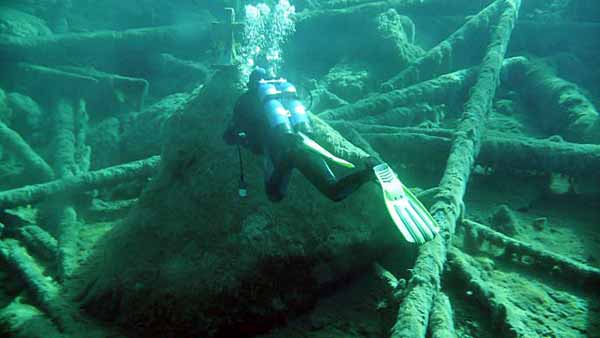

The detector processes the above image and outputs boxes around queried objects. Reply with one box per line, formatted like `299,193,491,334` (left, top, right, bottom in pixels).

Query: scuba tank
280,81,313,135
257,78,313,136
258,80,293,135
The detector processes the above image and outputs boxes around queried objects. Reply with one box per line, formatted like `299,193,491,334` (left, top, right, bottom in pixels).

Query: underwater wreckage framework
0,0,599,337
391,0,523,336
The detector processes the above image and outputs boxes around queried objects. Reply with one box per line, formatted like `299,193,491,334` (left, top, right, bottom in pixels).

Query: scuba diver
224,68,440,244
224,68,378,203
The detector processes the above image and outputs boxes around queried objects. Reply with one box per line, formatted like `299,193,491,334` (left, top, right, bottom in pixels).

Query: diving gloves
374,163,440,244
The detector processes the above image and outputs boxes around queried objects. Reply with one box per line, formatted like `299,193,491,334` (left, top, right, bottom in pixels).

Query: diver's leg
294,148,375,202
264,144,294,202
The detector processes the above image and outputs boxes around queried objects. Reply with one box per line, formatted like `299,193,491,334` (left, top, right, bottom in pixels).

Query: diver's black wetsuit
224,90,374,202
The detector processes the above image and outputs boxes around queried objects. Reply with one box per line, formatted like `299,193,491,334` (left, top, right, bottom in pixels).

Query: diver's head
247,67,267,92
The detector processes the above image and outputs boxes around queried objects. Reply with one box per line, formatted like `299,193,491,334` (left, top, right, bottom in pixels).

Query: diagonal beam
7,63,150,113
0,23,211,65
462,219,600,289
390,1,522,336
428,291,456,338
297,0,494,23
0,120,54,183
502,56,600,143
321,56,527,123
0,239,75,332
0,156,160,211
382,0,508,91
320,67,477,121
48,98,79,280
350,124,600,178
447,246,520,337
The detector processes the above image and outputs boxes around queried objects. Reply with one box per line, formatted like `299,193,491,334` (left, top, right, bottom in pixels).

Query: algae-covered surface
1,0,599,337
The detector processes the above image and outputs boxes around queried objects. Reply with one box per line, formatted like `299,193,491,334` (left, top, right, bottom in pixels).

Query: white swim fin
373,163,440,244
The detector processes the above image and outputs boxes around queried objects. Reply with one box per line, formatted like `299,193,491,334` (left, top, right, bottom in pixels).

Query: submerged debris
0,1,599,337
490,204,519,236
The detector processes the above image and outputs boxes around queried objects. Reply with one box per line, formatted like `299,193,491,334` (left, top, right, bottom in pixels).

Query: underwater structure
0,0,599,337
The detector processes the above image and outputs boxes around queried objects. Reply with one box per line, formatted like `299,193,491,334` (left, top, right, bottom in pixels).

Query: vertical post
212,7,244,69
224,0,242,17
